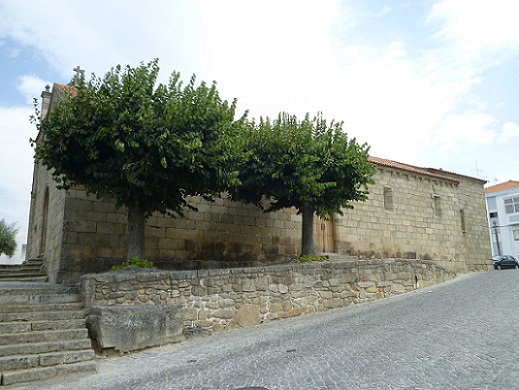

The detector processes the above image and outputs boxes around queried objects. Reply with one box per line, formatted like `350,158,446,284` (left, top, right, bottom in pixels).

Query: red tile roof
484,180,519,194
368,156,459,183
54,82,77,96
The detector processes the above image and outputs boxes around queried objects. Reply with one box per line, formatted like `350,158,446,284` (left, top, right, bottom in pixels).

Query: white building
485,180,519,258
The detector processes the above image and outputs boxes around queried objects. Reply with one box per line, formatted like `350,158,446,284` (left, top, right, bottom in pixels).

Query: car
492,255,519,270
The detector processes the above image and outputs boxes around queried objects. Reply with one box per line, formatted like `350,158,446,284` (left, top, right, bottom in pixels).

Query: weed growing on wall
296,255,330,263
111,257,154,271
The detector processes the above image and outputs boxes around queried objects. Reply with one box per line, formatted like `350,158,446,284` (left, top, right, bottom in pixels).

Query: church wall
427,170,492,271
26,161,66,283
56,188,302,282
29,160,491,284
333,167,491,273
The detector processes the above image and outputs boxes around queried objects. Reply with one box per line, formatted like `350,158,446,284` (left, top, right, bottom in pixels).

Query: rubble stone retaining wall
82,259,456,353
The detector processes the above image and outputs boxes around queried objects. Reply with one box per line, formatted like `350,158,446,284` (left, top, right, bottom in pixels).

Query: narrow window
514,230,519,241
383,187,393,211
460,209,466,233
433,195,441,217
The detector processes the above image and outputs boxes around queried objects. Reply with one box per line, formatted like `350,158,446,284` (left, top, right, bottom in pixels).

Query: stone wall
82,259,456,353
27,156,491,284
26,161,67,283
334,166,491,273
56,190,302,282
427,169,492,271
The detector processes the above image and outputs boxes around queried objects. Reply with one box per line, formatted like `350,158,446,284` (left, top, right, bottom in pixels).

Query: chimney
40,84,52,121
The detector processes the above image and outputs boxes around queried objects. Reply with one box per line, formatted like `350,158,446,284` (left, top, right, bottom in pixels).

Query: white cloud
0,106,37,260
427,0,519,62
18,75,51,105
0,0,519,222
0,1,205,81
192,2,452,164
499,121,519,144
434,112,496,151
192,0,341,119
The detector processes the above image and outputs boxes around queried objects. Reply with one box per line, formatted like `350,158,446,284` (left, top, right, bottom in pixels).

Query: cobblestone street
12,270,519,390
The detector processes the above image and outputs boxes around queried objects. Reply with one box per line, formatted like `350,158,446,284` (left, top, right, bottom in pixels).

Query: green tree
32,59,246,260
232,112,374,255
0,218,18,257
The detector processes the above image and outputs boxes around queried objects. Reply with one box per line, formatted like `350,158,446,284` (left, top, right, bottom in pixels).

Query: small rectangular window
460,209,466,233
514,230,519,241
383,187,393,211
434,195,441,217
489,211,498,218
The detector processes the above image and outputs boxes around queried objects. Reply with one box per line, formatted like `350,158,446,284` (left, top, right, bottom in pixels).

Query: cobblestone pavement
11,270,519,389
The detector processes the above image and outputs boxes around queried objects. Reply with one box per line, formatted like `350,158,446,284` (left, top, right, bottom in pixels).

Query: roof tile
484,180,519,194
368,156,459,183
54,82,77,96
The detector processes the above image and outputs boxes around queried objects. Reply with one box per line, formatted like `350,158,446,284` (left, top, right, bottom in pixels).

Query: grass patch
111,257,154,271
296,255,330,263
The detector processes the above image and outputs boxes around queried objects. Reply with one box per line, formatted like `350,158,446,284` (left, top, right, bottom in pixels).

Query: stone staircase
0,281,97,386
0,257,47,282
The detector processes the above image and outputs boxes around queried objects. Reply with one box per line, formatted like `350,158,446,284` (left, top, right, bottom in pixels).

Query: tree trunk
301,201,316,256
127,201,146,260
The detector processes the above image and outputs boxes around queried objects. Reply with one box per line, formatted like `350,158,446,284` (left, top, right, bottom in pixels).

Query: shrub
111,257,154,271
296,255,330,263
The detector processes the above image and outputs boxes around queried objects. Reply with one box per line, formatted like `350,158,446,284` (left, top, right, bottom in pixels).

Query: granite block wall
82,259,456,353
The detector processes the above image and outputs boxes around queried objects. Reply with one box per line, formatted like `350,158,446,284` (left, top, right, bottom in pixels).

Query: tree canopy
32,59,246,259
232,112,374,255
31,59,374,261
0,218,18,258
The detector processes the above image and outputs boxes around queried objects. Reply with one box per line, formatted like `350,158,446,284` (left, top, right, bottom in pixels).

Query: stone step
0,259,46,283
0,309,86,323
0,309,87,323
0,302,84,314
0,259,43,267
0,275,47,282
3,258,44,266
0,293,80,305
0,328,89,346
1,359,97,386
0,270,45,276
0,283,77,295
0,278,98,386
0,349,95,372
0,265,43,273
0,318,86,333
23,257,44,264
0,338,92,358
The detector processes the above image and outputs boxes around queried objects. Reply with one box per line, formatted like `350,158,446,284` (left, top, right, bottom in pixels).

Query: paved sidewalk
8,270,519,389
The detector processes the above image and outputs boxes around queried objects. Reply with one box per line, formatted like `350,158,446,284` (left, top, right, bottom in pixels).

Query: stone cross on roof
72,66,84,86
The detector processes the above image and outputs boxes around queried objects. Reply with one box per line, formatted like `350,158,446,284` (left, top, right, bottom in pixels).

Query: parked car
492,255,519,270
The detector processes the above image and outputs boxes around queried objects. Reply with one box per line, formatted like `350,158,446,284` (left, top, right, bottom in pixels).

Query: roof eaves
484,180,519,194
369,156,460,184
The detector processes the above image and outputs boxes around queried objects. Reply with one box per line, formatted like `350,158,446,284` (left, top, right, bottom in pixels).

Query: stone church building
27,83,492,284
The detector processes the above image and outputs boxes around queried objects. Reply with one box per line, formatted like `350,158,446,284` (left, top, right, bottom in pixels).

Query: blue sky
1,0,518,263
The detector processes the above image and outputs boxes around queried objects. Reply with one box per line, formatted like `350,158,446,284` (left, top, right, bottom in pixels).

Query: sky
1,0,519,263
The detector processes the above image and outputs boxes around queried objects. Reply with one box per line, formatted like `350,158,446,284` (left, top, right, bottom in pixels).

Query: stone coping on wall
81,258,456,353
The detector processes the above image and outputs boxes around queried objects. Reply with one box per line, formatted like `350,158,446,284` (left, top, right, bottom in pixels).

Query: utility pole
493,221,501,255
